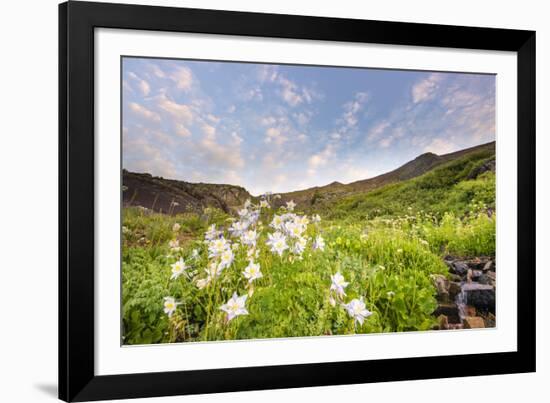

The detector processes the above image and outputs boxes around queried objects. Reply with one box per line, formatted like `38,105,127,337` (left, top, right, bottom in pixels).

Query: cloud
202,123,216,138
264,127,287,145
123,134,177,178
342,92,369,127
127,71,151,96
156,95,193,124
244,86,263,101
260,116,277,126
411,73,444,103
207,114,220,124
279,77,304,107
175,123,191,138
308,144,335,174
197,133,244,170
231,132,243,145
258,65,279,82
423,138,458,155
294,111,312,126
367,120,390,141
333,91,370,139
170,66,193,91
257,65,320,107
149,63,167,78
128,102,160,122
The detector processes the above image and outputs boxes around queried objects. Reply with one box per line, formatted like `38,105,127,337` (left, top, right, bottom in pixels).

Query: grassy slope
325,148,495,220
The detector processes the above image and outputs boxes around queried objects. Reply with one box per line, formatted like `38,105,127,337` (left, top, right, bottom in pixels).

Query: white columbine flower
172,223,181,232
243,261,263,283
220,292,249,322
229,220,248,237
343,297,372,325
241,229,258,246
163,297,180,317
266,231,288,256
204,224,220,241
293,236,308,255
208,237,230,257
330,271,349,297
260,199,270,209
170,258,188,280
238,208,249,218
218,248,234,270
286,200,296,211
270,215,284,230
296,215,309,227
313,235,325,251
285,221,304,238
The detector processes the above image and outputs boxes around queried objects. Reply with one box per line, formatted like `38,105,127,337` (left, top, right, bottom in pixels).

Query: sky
122,57,495,196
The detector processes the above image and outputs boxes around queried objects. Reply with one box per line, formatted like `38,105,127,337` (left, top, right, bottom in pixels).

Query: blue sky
122,57,495,195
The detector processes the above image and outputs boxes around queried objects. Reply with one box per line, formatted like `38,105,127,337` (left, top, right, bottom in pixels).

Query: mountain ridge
122,141,495,215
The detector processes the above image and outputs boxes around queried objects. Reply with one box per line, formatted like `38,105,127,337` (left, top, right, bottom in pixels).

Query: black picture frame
59,1,536,401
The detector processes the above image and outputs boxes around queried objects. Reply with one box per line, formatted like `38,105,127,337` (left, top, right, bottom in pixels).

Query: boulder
449,273,463,282
464,305,476,317
451,261,469,276
478,271,496,286
449,282,462,299
432,275,450,302
437,315,449,330
463,316,485,329
434,303,460,323
471,270,483,280
485,312,496,328
462,283,495,313
483,260,495,272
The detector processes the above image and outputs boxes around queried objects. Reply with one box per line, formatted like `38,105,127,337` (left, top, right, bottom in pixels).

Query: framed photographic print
59,1,536,401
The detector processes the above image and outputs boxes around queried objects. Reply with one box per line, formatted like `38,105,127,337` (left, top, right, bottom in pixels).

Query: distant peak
415,152,439,160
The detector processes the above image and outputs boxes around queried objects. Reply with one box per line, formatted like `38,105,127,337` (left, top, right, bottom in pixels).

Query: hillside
123,171,252,215
327,146,496,219
122,141,495,215
280,141,495,209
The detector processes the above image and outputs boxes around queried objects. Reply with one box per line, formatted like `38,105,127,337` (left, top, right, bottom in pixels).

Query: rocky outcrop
434,256,496,330
123,170,252,215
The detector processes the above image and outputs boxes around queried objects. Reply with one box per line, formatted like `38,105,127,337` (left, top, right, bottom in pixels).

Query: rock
462,283,495,313
463,316,485,329
434,303,460,323
471,270,483,280
483,260,495,272
437,315,449,330
467,158,496,179
449,273,462,282
451,261,469,276
485,312,496,328
478,271,496,286
449,282,462,299
432,275,450,302
464,305,476,317
466,257,485,270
